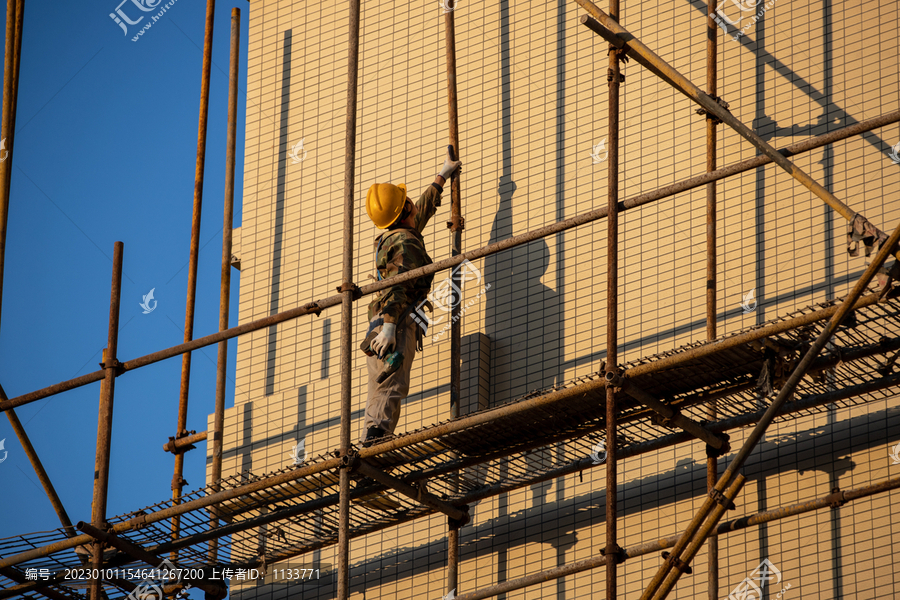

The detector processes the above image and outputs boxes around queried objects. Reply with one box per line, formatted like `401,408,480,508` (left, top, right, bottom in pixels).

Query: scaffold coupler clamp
448,504,470,529
825,487,847,509
303,301,323,317
607,63,625,84
336,281,362,300
705,432,731,458
446,214,465,231
708,486,736,511
340,448,360,473
601,543,626,564
171,473,188,492
99,356,123,374
604,370,622,392
661,551,692,574
166,429,198,454
651,408,680,429
695,94,730,125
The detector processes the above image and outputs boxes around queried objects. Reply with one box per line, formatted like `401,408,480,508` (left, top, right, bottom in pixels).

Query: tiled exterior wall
208,0,900,598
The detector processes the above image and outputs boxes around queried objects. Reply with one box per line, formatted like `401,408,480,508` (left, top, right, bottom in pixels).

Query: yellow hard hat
366,183,407,229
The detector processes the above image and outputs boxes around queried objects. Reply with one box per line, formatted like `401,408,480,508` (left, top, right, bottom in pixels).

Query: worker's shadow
484,174,562,505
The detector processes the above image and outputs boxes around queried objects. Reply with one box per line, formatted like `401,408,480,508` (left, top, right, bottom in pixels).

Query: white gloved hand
371,322,397,357
439,147,462,180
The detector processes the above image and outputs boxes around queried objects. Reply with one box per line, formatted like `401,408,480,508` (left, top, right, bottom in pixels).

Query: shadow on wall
485,176,561,406
331,401,900,597
265,28,293,397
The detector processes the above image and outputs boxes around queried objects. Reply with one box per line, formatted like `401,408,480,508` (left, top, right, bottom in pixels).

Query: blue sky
0,0,248,567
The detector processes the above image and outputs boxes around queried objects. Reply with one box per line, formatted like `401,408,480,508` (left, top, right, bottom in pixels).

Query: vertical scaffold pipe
0,0,22,330
605,0,621,597
704,1,719,598
171,0,215,558
89,242,124,600
338,0,361,597
444,2,463,596
0,0,75,540
209,6,240,564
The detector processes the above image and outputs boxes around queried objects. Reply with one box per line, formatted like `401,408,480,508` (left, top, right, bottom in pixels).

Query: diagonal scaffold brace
640,214,900,600
575,0,900,264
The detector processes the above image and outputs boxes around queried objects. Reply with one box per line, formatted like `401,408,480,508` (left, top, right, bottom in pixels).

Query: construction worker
361,148,462,447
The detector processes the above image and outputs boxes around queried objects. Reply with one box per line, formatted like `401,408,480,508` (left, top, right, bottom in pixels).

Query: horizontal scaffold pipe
1,110,897,414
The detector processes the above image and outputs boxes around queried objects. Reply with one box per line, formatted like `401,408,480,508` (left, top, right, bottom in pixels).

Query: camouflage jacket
367,183,443,323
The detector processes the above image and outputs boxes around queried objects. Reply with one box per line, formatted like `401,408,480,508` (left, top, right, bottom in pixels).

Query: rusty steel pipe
445,0,463,422
2,386,75,537
356,460,468,522
576,3,899,263
653,475,747,600
2,108,898,413
170,0,216,556
162,429,208,453
608,375,724,449
642,220,900,600
450,475,899,600
0,0,22,329
77,522,227,599
605,0,622,594
704,1,720,594
443,5,464,596
208,6,240,564
337,0,361,597
89,241,123,600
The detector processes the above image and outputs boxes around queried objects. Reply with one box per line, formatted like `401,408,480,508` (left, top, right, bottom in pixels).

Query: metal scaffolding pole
704,2,720,597
444,3,463,595
171,0,216,556
89,242,123,600
208,6,240,564
0,3,76,532
0,0,74,545
643,220,900,600
338,0,361,597
1,109,897,414
605,0,622,594
1,386,75,537
0,0,22,327
607,375,725,450
575,0,900,263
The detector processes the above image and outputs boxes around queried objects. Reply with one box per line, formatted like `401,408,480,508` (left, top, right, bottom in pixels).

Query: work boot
362,426,387,448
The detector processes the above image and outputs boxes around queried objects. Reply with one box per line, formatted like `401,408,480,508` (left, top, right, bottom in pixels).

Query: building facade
208,0,900,598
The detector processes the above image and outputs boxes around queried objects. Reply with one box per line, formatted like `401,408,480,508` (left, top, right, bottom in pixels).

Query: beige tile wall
210,0,900,597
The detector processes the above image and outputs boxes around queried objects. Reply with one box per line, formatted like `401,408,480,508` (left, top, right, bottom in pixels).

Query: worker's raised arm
415,147,461,232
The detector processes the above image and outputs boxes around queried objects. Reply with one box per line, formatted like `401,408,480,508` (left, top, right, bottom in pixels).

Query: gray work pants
363,315,418,440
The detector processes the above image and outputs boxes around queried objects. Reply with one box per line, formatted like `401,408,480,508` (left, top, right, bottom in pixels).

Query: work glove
371,322,397,358
439,147,462,180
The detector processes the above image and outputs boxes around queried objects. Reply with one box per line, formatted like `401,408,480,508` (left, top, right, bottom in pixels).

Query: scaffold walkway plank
1,288,899,599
